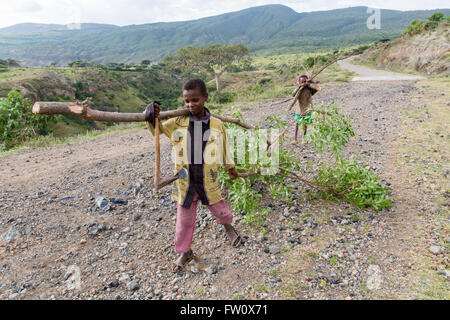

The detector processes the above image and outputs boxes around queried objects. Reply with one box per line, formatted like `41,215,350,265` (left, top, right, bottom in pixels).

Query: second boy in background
292,74,321,144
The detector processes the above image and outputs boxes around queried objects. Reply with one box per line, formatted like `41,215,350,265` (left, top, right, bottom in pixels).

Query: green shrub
304,54,335,69
403,13,445,36
403,19,425,35
247,83,264,95
351,44,371,54
266,63,277,70
209,91,235,103
72,81,88,100
259,78,272,86
0,90,55,150
424,12,444,30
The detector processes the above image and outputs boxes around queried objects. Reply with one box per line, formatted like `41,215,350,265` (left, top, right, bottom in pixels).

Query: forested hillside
1,5,448,66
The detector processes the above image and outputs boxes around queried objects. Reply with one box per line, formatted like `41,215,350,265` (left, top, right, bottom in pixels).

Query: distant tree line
0,58,20,68
66,59,152,71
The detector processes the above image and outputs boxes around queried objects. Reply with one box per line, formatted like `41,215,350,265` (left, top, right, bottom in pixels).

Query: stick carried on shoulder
32,99,253,129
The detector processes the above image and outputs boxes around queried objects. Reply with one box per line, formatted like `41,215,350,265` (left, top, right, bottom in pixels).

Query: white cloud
0,0,448,29
14,0,42,12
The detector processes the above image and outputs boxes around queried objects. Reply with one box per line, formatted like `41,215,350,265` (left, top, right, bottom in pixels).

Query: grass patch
253,282,270,294
413,255,450,300
279,280,305,299
196,287,205,294
0,67,47,84
390,76,450,300
269,269,280,277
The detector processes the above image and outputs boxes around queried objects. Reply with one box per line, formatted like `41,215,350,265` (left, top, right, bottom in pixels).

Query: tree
68,60,91,68
164,44,250,97
424,12,444,30
428,12,444,22
7,59,20,67
141,59,151,66
0,58,21,67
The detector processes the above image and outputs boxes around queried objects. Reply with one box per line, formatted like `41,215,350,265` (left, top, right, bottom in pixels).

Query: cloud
22,2,42,12
12,0,43,12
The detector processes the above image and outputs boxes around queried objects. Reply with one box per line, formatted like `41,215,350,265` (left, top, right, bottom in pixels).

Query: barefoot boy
292,75,320,144
144,78,241,272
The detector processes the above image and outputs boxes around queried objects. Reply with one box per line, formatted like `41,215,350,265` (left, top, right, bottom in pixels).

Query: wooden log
32,101,145,122
32,101,252,129
237,169,261,178
212,114,253,130
154,117,161,189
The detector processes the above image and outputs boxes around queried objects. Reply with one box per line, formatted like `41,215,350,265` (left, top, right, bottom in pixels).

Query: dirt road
338,56,427,81
0,78,447,300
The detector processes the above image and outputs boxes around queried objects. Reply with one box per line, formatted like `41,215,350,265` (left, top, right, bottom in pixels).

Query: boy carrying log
291,74,321,144
144,78,242,272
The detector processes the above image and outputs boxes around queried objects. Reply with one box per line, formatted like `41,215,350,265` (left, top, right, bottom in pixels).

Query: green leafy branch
218,102,391,234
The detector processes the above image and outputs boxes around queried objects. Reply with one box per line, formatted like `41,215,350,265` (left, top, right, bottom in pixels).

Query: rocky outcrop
357,21,449,75
16,71,76,102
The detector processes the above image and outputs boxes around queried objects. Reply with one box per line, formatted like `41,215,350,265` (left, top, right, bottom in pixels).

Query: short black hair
183,78,207,96
299,74,308,80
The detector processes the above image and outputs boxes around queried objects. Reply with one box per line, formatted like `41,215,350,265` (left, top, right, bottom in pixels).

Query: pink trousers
175,192,233,253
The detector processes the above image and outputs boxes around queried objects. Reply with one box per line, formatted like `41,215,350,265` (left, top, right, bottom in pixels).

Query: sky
0,0,448,29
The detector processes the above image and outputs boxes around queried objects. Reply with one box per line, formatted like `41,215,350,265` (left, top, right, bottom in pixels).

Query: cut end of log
68,103,86,115
32,102,40,114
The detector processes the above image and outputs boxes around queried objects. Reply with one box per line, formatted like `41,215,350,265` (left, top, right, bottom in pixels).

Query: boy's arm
307,83,322,96
143,102,173,138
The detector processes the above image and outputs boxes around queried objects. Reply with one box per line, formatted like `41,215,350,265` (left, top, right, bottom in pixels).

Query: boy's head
183,78,208,117
298,74,308,84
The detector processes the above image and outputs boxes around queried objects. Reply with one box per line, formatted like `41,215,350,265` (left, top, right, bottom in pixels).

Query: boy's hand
227,167,239,180
145,101,162,124
153,101,161,118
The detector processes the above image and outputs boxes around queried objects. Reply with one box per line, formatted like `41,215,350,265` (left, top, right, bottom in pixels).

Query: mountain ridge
0,4,449,66
0,22,119,34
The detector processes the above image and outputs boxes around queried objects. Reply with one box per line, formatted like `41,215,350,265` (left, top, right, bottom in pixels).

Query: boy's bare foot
224,225,241,247
172,249,194,272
